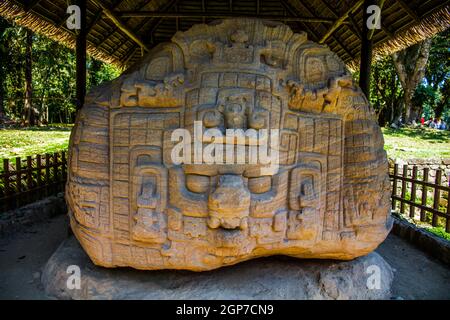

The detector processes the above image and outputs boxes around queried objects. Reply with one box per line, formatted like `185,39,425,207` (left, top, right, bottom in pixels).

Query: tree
0,17,120,125
23,28,38,126
0,17,11,123
425,29,450,119
370,56,403,126
392,38,432,124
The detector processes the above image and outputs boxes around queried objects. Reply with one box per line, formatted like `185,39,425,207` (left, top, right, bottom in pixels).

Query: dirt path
376,234,450,299
0,214,69,299
0,215,449,299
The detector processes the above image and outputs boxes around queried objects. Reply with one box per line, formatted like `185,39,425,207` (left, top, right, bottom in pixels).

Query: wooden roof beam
347,12,361,39
317,0,362,41
319,0,364,44
25,0,42,12
117,0,180,64
294,0,355,59
118,11,341,23
87,10,103,35
397,0,420,23
91,0,150,52
280,0,320,42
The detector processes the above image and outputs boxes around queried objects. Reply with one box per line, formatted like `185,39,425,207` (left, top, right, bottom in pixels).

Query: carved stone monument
66,19,392,271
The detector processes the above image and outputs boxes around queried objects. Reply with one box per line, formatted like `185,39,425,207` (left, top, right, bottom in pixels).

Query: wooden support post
76,0,87,111
432,170,442,227
359,0,374,100
410,166,417,218
16,157,21,208
400,165,408,214
447,180,450,233
420,167,429,222
36,154,42,199
392,163,398,210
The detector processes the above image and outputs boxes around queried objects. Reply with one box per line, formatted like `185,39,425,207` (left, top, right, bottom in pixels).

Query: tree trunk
392,39,432,124
23,28,35,126
0,18,9,123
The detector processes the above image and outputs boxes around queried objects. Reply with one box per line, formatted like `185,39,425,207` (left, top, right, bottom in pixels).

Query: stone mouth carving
66,19,392,271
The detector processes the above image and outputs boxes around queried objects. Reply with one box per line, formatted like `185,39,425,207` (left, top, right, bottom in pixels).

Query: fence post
26,155,33,203
446,178,450,233
420,167,429,222
15,157,21,208
45,153,51,197
432,169,442,227
400,164,408,214
53,152,59,194
446,179,450,233
62,151,67,183
410,166,418,218
2,159,11,211
392,163,398,210
36,154,42,198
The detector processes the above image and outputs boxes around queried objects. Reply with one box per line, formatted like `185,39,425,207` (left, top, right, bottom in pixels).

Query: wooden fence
0,150,449,235
0,151,67,212
391,164,450,233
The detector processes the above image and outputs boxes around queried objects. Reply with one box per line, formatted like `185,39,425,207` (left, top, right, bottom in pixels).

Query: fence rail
390,164,450,233
0,151,67,212
1,151,449,235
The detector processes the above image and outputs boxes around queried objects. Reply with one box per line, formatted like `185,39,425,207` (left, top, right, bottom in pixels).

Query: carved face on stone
67,19,392,271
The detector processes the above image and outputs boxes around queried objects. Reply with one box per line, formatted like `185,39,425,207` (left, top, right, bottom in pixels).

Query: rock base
42,237,394,300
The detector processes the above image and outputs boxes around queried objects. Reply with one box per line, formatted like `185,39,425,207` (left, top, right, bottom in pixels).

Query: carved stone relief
67,19,392,271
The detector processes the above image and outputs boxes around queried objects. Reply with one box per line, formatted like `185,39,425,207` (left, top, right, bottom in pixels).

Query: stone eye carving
186,174,210,194
203,110,222,128
248,176,271,194
219,102,247,129
248,110,267,129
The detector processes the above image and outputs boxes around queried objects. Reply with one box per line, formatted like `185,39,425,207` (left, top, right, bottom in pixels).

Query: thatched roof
1,0,449,70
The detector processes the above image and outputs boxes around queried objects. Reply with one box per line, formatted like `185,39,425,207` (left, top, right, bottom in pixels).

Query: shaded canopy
0,0,449,70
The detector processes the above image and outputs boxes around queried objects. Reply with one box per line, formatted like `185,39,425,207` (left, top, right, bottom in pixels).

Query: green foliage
0,17,120,124
427,227,450,241
370,55,403,125
369,29,450,125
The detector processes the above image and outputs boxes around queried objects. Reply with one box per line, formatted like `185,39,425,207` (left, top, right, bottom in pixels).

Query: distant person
429,118,436,129
420,116,425,126
438,120,447,130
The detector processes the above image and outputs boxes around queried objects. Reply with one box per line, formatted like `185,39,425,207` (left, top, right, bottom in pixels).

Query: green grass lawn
382,127,450,160
0,125,73,166
1,125,448,164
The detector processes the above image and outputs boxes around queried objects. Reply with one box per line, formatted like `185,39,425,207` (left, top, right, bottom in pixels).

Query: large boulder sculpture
67,19,392,271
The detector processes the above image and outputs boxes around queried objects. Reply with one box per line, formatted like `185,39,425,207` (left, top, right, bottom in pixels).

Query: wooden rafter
348,12,362,39
118,0,180,65
317,0,362,41
91,0,150,52
280,0,321,42
397,0,420,23
319,0,364,44
118,11,342,23
25,0,42,12
86,10,103,35
295,0,355,59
